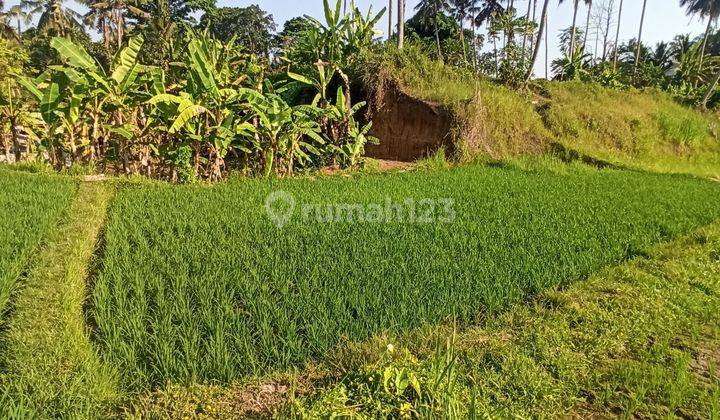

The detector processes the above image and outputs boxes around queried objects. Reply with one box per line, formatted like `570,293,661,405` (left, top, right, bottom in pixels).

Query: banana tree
324,86,376,167
146,31,262,180
0,81,42,162
239,89,325,176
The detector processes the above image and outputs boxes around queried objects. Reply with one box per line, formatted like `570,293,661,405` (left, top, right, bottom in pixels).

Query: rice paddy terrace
1,161,719,417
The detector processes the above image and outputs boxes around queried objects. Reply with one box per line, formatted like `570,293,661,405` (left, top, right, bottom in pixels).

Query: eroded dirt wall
366,87,454,161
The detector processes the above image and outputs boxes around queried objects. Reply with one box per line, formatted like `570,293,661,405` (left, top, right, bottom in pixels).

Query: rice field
0,170,76,322
92,164,720,389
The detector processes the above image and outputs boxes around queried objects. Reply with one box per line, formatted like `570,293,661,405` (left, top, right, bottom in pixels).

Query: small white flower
386,344,395,353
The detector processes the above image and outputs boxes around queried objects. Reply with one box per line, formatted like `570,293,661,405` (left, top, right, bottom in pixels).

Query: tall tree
680,0,720,72
635,0,647,68
559,0,581,57
0,1,18,39
473,0,504,68
415,0,449,58
449,0,472,63
526,0,550,80
81,0,148,51
583,0,593,48
388,0,393,39
398,0,405,48
612,0,623,69
200,6,276,57
21,0,82,37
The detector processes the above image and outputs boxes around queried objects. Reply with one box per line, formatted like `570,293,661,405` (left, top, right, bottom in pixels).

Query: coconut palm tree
6,5,31,34
635,0,647,68
582,0,593,49
526,0,550,80
21,0,82,37
415,0,449,58
559,0,581,57
472,0,505,67
449,0,473,63
680,0,720,71
612,0,623,69
81,0,148,51
388,0,393,39
0,0,19,39
398,0,405,49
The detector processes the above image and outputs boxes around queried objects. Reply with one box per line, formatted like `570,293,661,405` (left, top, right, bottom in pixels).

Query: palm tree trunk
583,1,592,49
612,0,623,70
522,0,532,63
459,16,467,63
471,19,478,68
526,0,550,81
388,0,393,39
569,0,580,57
702,69,720,109
634,0,647,69
397,0,405,49
700,12,715,72
435,21,443,59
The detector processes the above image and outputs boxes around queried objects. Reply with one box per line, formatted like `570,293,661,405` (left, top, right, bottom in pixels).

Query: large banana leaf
50,37,97,71
170,100,207,133
17,77,43,102
187,39,219,98
112,35,144,87
39,74,66,124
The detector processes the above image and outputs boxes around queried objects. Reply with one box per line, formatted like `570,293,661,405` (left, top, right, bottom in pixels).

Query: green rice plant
92,164,720,390
0,169,75,324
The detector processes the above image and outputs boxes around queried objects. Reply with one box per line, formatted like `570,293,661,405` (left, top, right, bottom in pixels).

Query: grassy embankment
92,163,720,396
366,46,720,178
0,181,118,418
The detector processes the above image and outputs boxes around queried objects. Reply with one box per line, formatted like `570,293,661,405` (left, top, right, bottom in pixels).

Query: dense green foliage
0,169,75,322
93,164,720,388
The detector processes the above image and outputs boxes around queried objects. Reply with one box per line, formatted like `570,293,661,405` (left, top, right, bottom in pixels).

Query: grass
540,81,720,178
0,182,119,418
0,169,76,325
133,220,720,418
92,163,720,391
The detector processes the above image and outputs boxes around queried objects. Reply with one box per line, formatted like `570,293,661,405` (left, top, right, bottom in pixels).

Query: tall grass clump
0,170,76,322
92,164,720,390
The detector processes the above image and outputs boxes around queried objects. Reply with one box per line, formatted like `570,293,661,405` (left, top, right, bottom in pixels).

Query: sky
3,0,709,77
